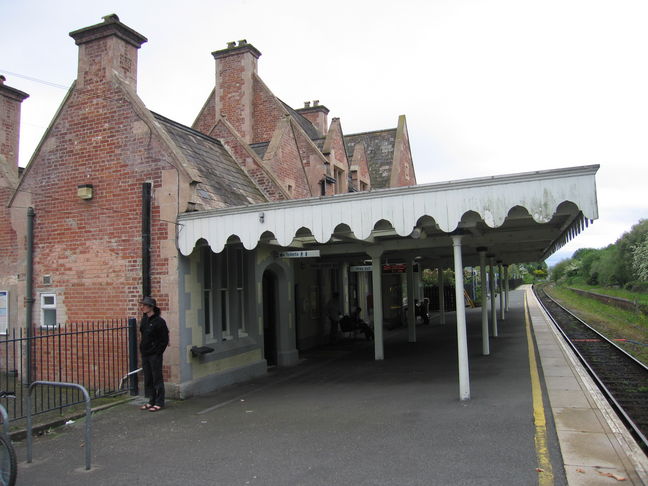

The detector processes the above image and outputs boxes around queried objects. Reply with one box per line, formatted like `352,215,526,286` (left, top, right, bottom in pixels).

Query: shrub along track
534,285,648,453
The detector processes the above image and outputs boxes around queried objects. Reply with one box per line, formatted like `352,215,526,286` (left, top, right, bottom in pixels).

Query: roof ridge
345,127,397,138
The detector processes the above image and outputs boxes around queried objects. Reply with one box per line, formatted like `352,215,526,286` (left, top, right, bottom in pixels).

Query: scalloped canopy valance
177,165,599,264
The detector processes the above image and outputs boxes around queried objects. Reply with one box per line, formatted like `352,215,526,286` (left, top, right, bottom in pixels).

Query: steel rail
534,286,648,452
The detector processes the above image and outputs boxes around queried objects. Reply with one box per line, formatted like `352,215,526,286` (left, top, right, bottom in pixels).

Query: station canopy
178,165,599,265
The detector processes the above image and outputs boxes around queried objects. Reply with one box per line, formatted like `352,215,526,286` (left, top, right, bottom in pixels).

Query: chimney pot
0,75,5,85
102,13,120,23
227,41,237,48
304,101,311,108
313,100,319,106
238,39,248,46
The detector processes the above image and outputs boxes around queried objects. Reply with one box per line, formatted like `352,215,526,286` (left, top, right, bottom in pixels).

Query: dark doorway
262,270,278,366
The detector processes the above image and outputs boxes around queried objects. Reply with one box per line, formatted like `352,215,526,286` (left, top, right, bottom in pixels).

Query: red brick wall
391,115,416,187
192,89,216,135
1,93,21,168
19,80,175,324
252,76,287,144
0,82,28,334
291,126,328,195
323,119,350,194
0,184,18,277
350,143,371,191
263,119,311,199
31,322,130,391
298,109,327,136
214,51,256,142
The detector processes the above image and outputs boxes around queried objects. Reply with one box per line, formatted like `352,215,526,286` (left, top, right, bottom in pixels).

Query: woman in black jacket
139,297,169,412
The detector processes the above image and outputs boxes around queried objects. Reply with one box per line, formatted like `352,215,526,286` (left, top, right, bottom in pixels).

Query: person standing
139,296,169,412
325,292,341,343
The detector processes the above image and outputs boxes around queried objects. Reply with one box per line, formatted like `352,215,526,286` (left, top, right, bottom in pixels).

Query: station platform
13,286,648,485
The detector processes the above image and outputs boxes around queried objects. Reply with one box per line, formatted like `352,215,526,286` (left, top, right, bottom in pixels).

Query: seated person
415,299,430,325
348,307,374,341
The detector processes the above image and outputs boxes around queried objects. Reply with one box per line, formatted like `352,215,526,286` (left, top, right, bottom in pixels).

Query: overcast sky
2,0,646,266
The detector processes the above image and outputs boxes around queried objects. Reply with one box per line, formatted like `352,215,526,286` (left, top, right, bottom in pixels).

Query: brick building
0,15,417,395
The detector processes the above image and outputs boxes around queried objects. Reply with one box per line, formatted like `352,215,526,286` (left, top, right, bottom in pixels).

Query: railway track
533,285,648,453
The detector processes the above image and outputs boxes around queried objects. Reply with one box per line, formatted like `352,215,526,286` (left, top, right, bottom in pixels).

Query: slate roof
152,112,268,210
279,100,322,140
344,129,397,189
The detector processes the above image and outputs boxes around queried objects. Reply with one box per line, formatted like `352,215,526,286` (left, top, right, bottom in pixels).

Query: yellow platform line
525,293,554,485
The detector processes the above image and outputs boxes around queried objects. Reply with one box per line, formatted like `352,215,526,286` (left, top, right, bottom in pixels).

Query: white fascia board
177,165,599,256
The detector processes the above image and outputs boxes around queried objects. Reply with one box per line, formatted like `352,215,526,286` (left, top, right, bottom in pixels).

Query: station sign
382,264,407,274
350,265,372,272
278,250,320,258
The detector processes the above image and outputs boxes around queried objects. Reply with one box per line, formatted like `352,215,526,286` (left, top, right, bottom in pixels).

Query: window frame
40,293,58,328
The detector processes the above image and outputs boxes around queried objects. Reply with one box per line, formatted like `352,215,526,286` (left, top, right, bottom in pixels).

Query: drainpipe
26,207,35,385
142,183,152,298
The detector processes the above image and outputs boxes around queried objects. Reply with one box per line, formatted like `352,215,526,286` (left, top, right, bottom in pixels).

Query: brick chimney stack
212,40,262,143
69,14,147,91
296,100,330,136
0,75,29,175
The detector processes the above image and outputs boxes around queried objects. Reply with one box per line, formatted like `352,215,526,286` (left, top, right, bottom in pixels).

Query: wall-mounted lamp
259,212,265,223
77,184,93,200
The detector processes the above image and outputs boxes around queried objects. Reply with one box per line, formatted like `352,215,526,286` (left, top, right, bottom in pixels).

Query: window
217,248,231,339
40,293,57,327
202,246,212,336
236,249,246,336
0,290,8,334
202,246,248,342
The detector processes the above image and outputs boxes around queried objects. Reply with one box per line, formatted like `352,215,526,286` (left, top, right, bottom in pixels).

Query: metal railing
26,381,92,470
0,319,135,422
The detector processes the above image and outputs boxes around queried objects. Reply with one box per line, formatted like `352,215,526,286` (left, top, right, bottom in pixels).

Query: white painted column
407,260,416,343
478,248,489,356
438,267,446,325
504,265,510,312
489,257,498,338
452,235,470,400
499,263,505,321
342,262,350,316
369,248,384,360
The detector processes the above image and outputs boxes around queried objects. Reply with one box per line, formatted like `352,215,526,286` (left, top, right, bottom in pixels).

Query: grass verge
544,284,648,366
566,283,648,307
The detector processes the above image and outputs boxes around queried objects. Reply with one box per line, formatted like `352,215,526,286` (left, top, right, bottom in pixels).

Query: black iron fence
0,319,137,422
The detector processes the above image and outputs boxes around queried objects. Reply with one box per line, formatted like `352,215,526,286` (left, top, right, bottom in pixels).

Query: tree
616,219,648,285
632,236,648,282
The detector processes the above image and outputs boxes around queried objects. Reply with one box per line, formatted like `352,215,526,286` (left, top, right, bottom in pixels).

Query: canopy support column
342,262,350,316
499,262,505,321
368,248,384,360
438,267,446,325
478,247,489,356
452,235,470,401
504,264,510,312
489,256,498,338
407,260,416,343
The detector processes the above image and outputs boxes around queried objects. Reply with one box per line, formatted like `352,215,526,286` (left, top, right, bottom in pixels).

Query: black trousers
142,353,165,407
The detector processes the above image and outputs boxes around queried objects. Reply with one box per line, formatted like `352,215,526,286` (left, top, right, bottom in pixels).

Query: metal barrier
27,381,92,470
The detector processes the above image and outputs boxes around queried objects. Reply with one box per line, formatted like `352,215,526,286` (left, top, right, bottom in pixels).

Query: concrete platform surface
10,286,648,485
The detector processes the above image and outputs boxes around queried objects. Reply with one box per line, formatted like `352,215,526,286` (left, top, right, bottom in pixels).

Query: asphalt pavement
12,289,567,485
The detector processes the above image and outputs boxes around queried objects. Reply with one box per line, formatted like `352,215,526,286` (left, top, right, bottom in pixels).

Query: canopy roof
177,165,599,265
